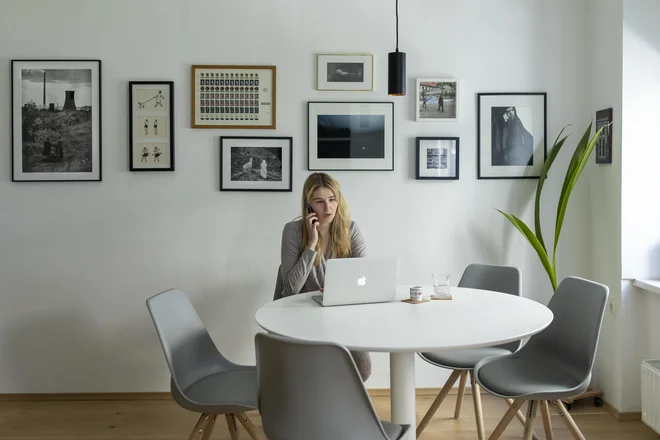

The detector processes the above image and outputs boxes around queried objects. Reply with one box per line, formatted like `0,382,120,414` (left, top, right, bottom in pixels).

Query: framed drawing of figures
415,137,459,180
316,53,374,91
11,59,102,182
477,92,547,179
129,81,175,171
415,78,458,121
191,65,276,129
595,108,613,164
308,101,394,171
219,136,292,191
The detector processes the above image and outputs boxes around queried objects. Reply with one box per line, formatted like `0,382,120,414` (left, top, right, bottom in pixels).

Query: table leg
390,352,416,440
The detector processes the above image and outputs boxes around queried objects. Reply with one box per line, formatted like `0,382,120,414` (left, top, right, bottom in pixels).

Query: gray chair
254,332,411,440
474,276,609,440
416,263,526,440
146,289,265,440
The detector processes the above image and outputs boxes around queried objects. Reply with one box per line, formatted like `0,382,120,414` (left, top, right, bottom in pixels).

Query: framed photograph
11,59,102,182
477,92,547,179
316,53,374,91
308,101,394,171
219,136,292,191
191,65,275,129
415,78,458,121
129,81,174,171
595,108,613,164
416,137,459,180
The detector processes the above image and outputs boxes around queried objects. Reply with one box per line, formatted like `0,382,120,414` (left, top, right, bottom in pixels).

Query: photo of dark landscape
316,114,385,159
326,62,364,83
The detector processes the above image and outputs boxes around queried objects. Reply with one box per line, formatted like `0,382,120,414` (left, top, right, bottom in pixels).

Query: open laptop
312,257,399,306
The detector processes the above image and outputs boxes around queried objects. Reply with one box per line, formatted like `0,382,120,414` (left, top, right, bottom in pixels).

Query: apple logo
357,276,367,286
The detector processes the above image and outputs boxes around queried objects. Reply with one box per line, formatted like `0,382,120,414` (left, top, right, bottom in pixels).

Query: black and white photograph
308,101,394,171
220,136,292,191
129,81,174,171
477,93,547,179
11,59,102,182
415,137,459,180
595,108,613,164
317,54,374,91
415,78,458,121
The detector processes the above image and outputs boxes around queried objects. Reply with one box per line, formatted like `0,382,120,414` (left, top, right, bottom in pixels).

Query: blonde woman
275,172,371,381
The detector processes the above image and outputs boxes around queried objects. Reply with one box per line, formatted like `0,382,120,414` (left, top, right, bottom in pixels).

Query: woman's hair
301,172,351,265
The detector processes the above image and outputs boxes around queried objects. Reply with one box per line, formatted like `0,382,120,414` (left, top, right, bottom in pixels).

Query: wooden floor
1,392,658,439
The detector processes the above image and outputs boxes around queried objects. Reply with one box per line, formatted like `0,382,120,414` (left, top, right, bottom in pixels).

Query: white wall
0,0,592,393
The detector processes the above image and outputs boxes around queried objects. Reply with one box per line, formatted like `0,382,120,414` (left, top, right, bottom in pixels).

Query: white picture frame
415,78,458,122
316,53,374,91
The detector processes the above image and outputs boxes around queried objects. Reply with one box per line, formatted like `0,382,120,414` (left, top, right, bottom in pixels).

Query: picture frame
191,65,276,129
129,81,174,171
595,108,613,164
415,78,458,121
477,92,547,179
308,101,394,171
219,136,292,192
316,53,374,91
415,137,459,180
11,59,102,182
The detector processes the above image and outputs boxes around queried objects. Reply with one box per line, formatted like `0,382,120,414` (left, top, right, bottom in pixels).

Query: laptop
312,257,399,307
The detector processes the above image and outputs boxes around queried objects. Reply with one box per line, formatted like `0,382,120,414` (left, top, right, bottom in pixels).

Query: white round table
255,285,553,439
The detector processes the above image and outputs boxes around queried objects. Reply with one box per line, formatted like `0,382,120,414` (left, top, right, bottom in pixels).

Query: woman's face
310,187,338,225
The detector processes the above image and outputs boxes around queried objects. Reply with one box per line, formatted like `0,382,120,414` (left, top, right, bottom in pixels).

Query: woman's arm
280,222,316,297
350,221,367,257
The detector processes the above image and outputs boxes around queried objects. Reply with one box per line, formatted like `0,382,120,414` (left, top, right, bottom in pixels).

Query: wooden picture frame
191,65,276,129
415,137,459,180
128,81,175,171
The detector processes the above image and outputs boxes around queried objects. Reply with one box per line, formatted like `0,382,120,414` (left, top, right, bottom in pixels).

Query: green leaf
497,209,557,291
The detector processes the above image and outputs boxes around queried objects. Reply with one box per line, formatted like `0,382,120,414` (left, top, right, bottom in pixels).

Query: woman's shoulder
282,219,304,237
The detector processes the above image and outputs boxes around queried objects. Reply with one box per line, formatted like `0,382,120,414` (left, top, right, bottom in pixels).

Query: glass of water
431,272,451,298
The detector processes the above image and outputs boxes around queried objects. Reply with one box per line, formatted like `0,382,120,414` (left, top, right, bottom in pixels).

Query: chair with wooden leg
473,276,609,440
416,263,536,440
146,288,265,440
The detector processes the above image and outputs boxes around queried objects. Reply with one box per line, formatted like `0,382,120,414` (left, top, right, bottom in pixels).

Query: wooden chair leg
225,413,240,440
469,371,486,440
235,412,266,440
188,413,217,440
454,371,468,419
506,398,539,440
488,399,524,440
551,400,586,440
416,370,462,438
523,401,539,440
541,400,554,440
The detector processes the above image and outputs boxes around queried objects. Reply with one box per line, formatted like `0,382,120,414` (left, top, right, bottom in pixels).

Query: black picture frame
415,137,460,180
477,92,547,179
595,108,613,164
219,136,293,192
11,59,102,182
128,81,175,171
307,101,395,171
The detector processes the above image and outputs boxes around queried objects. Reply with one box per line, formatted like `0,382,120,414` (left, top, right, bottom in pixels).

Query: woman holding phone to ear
276,172,371,381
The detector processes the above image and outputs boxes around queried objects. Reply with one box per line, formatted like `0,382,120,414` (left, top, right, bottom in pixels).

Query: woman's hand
306,212,319,250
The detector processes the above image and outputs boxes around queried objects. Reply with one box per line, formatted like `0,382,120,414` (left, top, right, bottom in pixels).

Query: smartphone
305,201,317,224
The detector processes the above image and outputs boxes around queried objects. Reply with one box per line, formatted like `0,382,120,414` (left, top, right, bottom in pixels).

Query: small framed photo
308,101,394,171
220,136,292,192
477,92,547,179
595,108,613,164
11,59,102,182
316,53,374,91
129,81,174,171
416,137,459,180
191,65,276,129
415,78,458,121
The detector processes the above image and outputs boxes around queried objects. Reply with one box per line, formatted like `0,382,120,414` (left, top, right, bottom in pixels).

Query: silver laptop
312,257,399,306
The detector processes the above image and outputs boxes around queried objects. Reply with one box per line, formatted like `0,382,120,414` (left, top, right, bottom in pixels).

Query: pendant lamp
388,0,406,96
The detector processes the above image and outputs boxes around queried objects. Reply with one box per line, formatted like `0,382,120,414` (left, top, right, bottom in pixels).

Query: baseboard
603,399,642,421
0,387,477,402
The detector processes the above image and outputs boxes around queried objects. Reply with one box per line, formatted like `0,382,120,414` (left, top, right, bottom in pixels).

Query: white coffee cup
409,286,424,302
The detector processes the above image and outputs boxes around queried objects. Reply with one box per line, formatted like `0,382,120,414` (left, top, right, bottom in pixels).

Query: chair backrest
521,276,609,381
146,289,233,393
255,333,396,440
273,265,284,301
458,263,522,352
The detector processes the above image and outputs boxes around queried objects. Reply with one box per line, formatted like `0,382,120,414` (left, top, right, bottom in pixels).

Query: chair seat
381,421,410,440
172,367,258,414
475,357,590,400
419,347,513,370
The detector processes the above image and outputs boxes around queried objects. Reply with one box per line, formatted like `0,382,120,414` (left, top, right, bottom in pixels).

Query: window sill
633,279,660,295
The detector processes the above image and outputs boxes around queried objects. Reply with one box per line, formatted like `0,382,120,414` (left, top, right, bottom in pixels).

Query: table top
255,285,553,353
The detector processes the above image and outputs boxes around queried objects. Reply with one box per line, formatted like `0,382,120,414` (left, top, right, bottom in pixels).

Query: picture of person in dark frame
491,106,533,166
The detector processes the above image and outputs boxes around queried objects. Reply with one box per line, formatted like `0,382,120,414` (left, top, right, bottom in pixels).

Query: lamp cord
395,0,399,51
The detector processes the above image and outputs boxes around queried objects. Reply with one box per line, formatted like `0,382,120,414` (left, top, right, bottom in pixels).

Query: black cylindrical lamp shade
388,51,406,96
